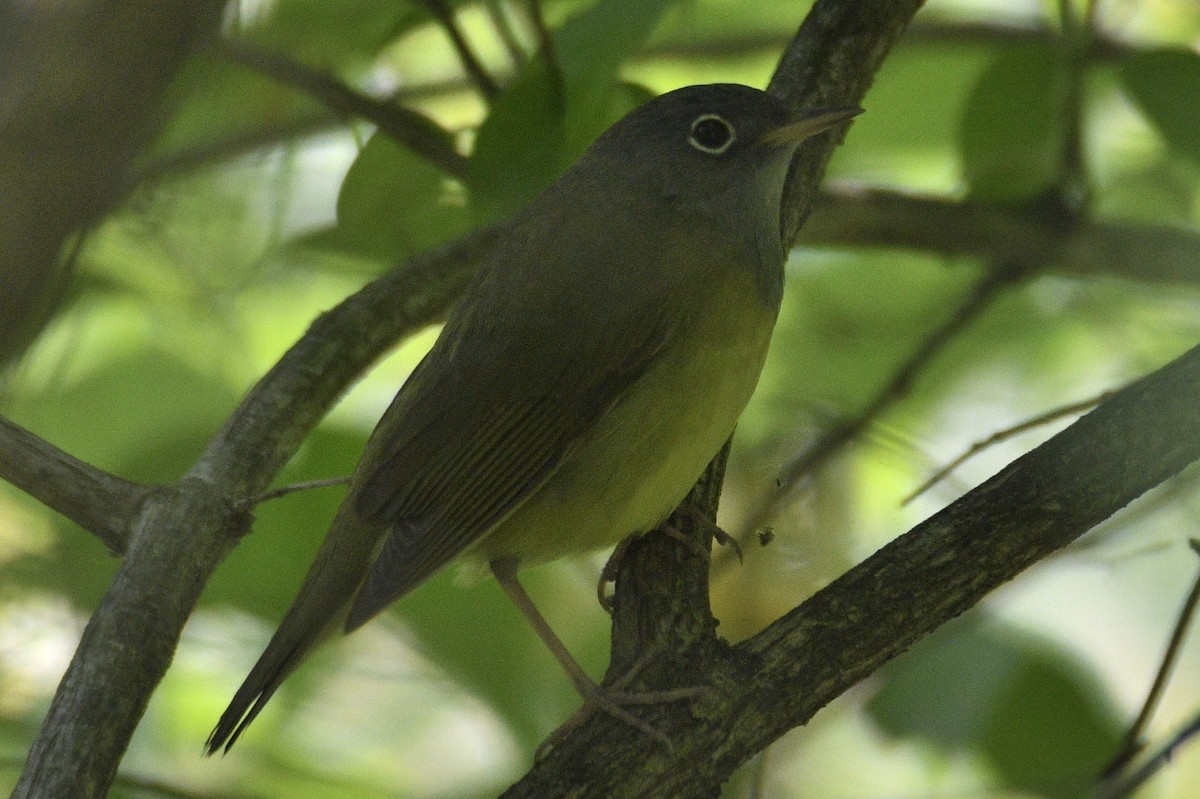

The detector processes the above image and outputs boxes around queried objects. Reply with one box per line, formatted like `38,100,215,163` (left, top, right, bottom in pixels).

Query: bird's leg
490,557,701,758
492,557,596,697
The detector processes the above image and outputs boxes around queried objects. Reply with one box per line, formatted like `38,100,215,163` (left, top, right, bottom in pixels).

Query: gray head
564,84,858,246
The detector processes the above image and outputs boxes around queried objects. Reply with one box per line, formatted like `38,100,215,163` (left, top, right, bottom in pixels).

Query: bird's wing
344,252,679,629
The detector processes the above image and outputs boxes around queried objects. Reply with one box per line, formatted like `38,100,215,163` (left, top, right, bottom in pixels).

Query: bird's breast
473,265,780,565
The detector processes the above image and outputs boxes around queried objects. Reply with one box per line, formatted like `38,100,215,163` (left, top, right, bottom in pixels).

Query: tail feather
205,624,317,754
206,505,389,754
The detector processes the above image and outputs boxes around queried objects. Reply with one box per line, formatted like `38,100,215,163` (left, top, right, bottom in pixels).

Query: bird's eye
687,114,736,155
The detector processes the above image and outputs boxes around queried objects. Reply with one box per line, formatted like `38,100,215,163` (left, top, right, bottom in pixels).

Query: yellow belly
473,273,777,565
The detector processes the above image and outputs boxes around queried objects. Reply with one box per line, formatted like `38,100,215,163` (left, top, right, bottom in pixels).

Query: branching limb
0,417,150,552
504,337,1200,798
12,224,505,799
216,38,469,179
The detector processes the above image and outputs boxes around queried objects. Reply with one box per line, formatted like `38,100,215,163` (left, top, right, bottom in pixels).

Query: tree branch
216,38,469,180
500,340,1200,798
805,187,1200,287
491,1,927,796
12,225,504,799
0,417,149,552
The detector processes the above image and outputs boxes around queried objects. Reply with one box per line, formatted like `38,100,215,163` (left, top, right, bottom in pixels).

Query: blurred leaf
467,0,674,221
960,43,1070,200
152,58,330,162
336,131,468,260
869,615,1123,799
1120,47,1200,166
242,0,414,67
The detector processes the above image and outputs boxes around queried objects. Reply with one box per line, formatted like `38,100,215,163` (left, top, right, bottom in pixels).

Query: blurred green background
3,0,1200,796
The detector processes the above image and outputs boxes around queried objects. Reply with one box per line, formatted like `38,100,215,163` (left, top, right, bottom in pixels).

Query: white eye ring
687,114,736,155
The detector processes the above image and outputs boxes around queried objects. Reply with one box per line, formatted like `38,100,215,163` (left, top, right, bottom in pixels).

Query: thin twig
1055,0,1094,211
903,388,1117,505
1099,538,1200,781
736,262,1025,546
485,0,528,70
216,38,469,179
1096,710,1200,799
423,0,500,99
527,0,564,107
251,476,350,505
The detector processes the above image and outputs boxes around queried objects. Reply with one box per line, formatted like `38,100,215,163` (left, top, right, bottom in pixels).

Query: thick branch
741,342,1200,749
13,225,503,798
0,418,148,552
501,341,1200,799
770,0,922,245
805,187,1200,286
495,2,927,797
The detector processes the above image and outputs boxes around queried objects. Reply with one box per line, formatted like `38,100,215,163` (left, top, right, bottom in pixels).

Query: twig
736,262,1024,546
1099,538,1200,782
0,416,151,552
251,476,349,505
422,0,500,100
1096,710,1200,799
903,389,1116,505
526,0,563,106
1054,0,1094,212
485,0,528,70
216,38,469,179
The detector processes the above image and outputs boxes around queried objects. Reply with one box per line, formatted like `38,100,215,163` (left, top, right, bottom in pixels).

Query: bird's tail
205,505,388,755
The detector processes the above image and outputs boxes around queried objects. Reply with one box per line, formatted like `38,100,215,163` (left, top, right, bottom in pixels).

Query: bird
206,83,858,754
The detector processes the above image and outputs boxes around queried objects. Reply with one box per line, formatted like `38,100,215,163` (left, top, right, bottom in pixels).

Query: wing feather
343,252,679,628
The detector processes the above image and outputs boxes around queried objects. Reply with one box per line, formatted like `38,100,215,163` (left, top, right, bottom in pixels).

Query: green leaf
869,615,1122,799
960,43,1070,200
1121,47,1200,166
337,130,468,260
467,0,674,222
246,0,415,67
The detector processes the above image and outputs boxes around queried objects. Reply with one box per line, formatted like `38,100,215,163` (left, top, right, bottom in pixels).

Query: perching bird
207,83,858,754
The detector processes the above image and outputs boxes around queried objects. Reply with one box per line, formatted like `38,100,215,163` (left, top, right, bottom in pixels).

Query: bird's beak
758,105,863,148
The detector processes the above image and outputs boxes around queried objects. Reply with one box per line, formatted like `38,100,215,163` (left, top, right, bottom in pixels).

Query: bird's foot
536,649,706,760
675,502,743,562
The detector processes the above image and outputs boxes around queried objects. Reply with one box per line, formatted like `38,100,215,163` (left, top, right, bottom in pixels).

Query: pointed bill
758,105,863,148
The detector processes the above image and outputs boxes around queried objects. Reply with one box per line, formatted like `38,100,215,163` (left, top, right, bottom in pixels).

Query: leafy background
3,0,1200,797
